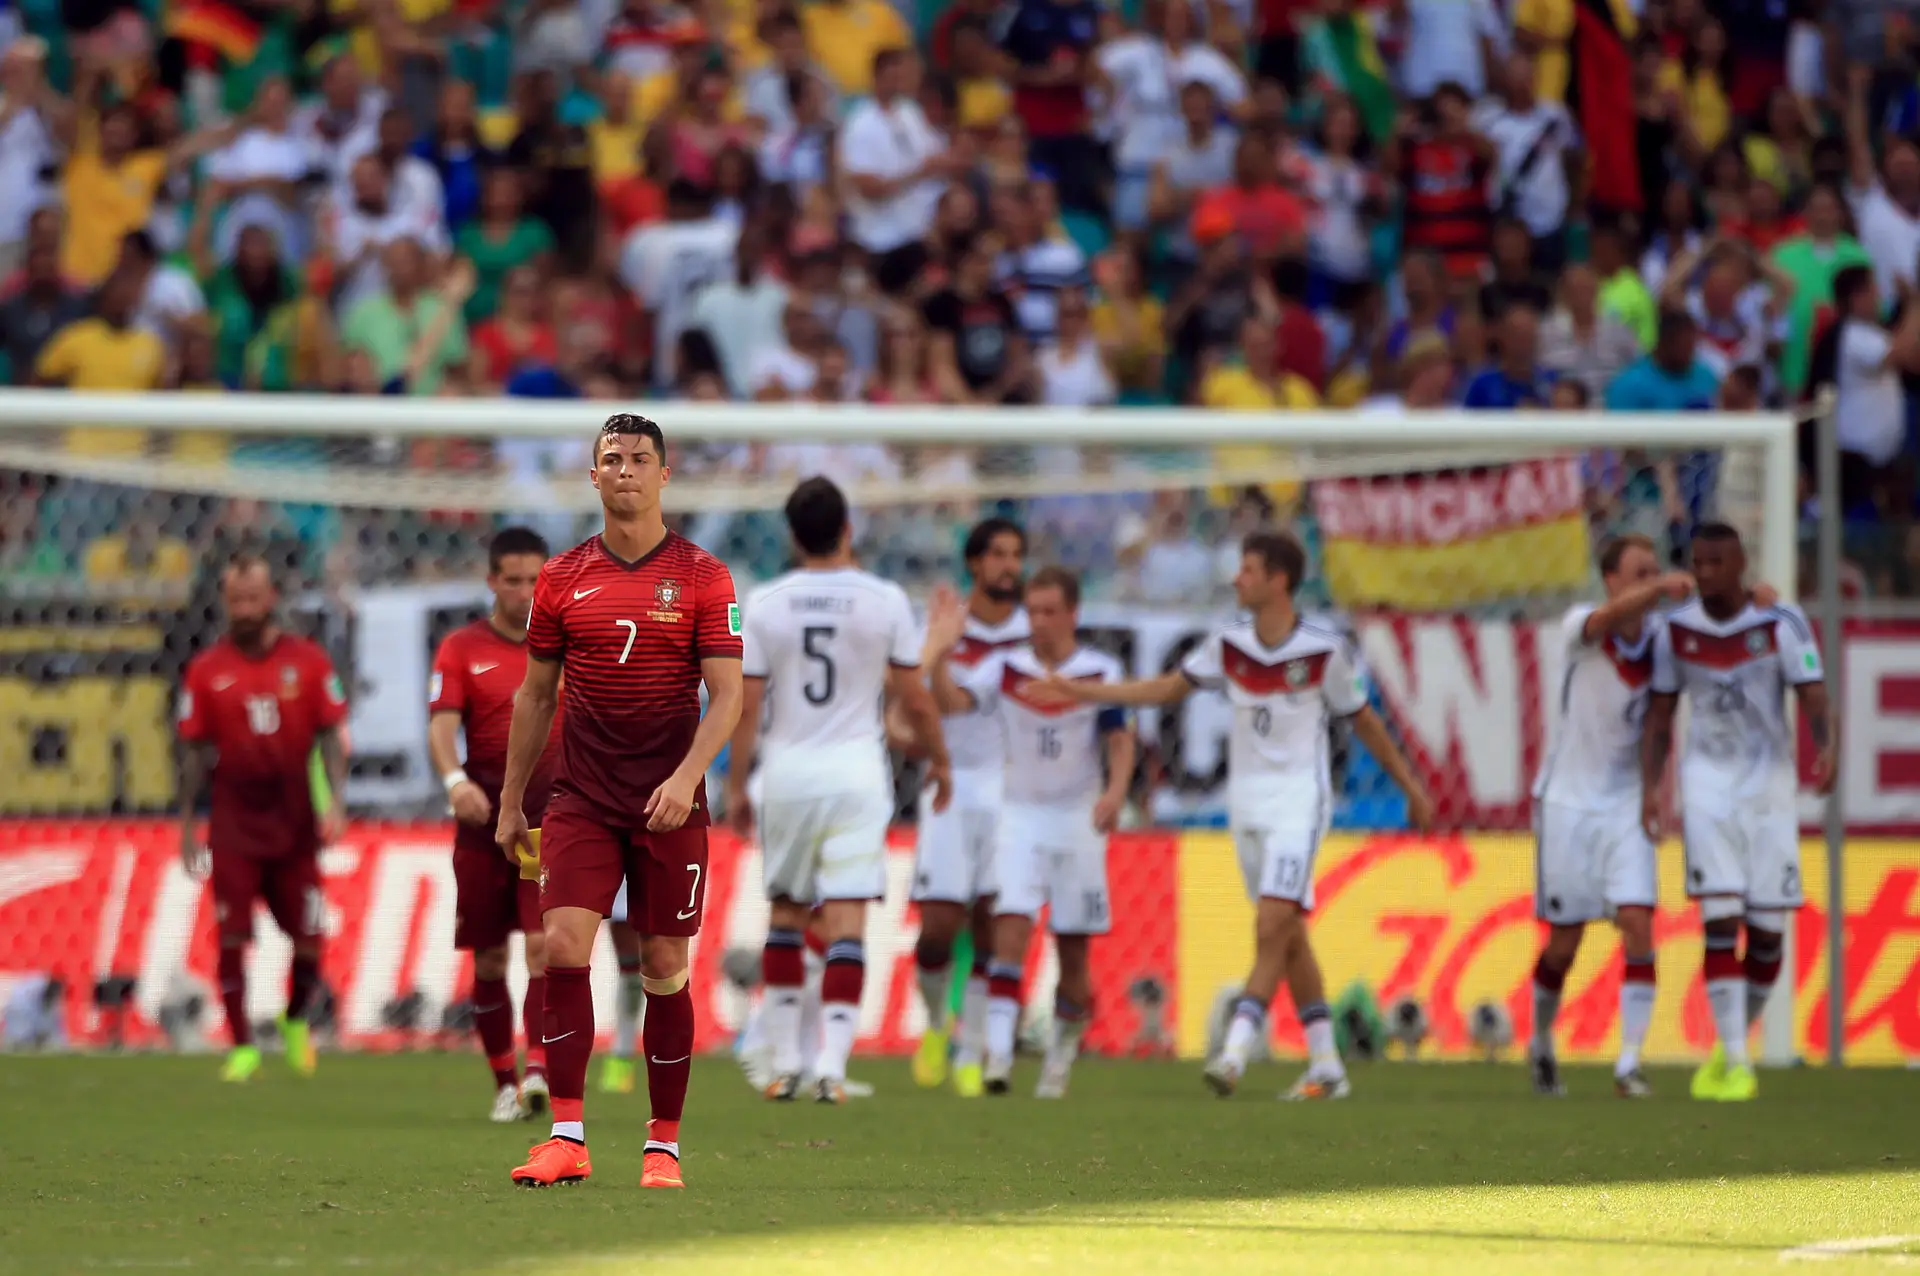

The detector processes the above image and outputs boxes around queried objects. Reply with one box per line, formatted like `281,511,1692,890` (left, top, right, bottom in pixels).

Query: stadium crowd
0,0,1915,603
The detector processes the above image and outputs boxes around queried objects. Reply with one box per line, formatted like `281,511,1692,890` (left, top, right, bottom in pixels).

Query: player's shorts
1231,820,1325,910
912,767,1000,904
452,824,542,950
994,800,1111,935
537,799,710,937
759,782,893,905
211,852,324,944
1682,791,1804,910
1532,799,1657,925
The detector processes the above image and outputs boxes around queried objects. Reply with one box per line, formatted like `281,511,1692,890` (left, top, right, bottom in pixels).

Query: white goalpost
0,392,1808,1066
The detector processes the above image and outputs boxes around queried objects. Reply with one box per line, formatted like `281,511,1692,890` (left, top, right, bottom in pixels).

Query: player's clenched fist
495,804,533,866
645,772,698,832
448,778,493,827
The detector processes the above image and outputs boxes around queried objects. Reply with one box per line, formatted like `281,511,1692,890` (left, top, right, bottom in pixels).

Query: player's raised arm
1032,667,1195,707
1581,570,1696,643
890,662,953,813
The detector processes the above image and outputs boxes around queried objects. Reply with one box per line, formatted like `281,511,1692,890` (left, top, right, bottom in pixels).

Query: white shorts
1533,799,1657,925
610,881,629,925
759,783,893,906
1682,794,1803,909
1231,821,1324,909
994,800,1110,935
912,770,1000,904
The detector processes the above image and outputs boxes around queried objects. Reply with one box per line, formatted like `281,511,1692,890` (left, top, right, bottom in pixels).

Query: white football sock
799,949,824,1070
1705,978,1750,1066
765,988,805,1077
956,975,990,1066
1303,1015,1341,1075
612,972,644,1060
816,1004,858,1083
1221,1007,1263,1073
917,962,952,1031
986,994,1019,1064
1617,977,1656,1076
551,1120,584,1143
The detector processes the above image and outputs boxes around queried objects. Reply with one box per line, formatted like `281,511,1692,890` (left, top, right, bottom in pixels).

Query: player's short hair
1241,530,1307,594
488,526,550,571
1026,565,1081,609
598,413,666,465
785,475,849,557
1693,521,1743,549
963,516,1026,563
1598,533,1657,576
221,551,277,589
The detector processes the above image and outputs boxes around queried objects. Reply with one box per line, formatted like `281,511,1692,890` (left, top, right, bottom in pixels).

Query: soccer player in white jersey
909,518,1030,1097
725,477,953,1104
926,566,1134,1099
1528,534,1697,1100
1641,522,1835,1104
1034,532,1431,1100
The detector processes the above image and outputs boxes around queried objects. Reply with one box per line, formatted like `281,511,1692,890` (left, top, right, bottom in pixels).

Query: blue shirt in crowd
1461,365,1555,409
1603,356,1720,411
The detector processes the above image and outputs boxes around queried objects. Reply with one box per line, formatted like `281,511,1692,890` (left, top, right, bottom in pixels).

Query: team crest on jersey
649,579,684,624
1285,659,1311,688
1746,629,1769,654
278,664,300,699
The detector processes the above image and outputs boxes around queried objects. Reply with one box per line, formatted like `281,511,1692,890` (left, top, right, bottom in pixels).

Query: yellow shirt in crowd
1513,0,1638,103
1200,365,1317,507
36,319,166,454
589,117,646,183
84,535,195,588
61,145,168,285
802,0,911,95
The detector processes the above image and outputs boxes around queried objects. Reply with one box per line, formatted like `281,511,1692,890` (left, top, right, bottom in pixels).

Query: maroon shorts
453,825,542,951
538,804,709,937
211,852,323,944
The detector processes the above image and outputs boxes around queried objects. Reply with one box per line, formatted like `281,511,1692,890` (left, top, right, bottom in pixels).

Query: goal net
0,393,1801,1066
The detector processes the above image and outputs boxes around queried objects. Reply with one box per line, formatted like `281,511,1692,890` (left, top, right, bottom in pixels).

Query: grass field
2,1054,1917,1275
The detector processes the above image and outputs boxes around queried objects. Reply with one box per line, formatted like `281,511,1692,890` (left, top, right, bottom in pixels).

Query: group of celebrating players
174,410,1837,1193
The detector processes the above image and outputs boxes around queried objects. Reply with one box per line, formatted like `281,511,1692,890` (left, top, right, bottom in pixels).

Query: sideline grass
1,1054,1915,1274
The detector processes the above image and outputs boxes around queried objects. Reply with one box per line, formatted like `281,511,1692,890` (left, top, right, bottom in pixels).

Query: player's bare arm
1639,691,1679,840
647,654,743,833
176,739,215,877
1092,722,1136,833
889,662,953,814
926,641,980,715
1582,571,1695,643
495,655,561,863
1347,706,1435,831
1797,679,1838,796
316,724,349,845
429,710,492,826
723,675,767,837
1032,668,1193,708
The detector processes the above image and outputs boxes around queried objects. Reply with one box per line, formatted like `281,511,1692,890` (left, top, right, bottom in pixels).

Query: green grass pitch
2,1054,1917,1274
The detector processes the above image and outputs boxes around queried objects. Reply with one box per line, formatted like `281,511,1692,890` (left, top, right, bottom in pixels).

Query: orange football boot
510,1138,592,1188
641,1149,684,1189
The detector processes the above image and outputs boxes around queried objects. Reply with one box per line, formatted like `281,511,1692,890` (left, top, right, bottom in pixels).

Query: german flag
1567,0,1640,215
164,1,262,66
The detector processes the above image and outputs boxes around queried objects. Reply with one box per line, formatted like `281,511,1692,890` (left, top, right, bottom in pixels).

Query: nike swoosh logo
573,587,603,600
541,1031,576,1044
575,1161,589,1169
650,1054,691,1065
470,663,497,675
211,676,236,690
676,908,697,919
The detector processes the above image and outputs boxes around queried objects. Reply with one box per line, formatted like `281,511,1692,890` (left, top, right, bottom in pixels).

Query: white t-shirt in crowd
133,265,207,337
1835,320,1907,465
1299,151,1373,281
292,88,388,182
0,105,53,244
1393,0,1508,98
691,276,790,398
1037,335,1116,406
747,343,817,397
838,95,947,254
206,126,316,262
328,195,451,312
1850,181,1920,302
1096,36,1247,170
617,215,738,388
1473,98,1578,237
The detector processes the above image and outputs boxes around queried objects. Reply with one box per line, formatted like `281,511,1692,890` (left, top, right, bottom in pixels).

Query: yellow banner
1174,833,1920,1065
1319,517,1593,611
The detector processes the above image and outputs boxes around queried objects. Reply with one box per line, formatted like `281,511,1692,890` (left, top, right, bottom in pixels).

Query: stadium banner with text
2,822,1916,1065
1311,459,1593,611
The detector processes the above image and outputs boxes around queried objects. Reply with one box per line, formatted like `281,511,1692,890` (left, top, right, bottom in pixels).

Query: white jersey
941,607,1030,776
1651,598,1823,801
963,644,1127,807
1533,603,1658,810
1180,618,1367,824
741,567,920,795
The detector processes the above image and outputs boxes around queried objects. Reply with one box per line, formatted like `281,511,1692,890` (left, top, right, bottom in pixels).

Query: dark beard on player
983,580,1023,604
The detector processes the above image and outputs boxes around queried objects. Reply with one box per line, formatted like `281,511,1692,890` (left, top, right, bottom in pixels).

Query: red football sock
523,975,546,1076
473,976,518,1088
543,966,593,1137
218,946,250,1047
286,953,320,1022
643,983,695,1124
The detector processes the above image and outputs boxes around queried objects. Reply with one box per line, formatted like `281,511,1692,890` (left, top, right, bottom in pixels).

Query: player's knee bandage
1745,909,1788,934
642,968,689,996
1699,896,1745,923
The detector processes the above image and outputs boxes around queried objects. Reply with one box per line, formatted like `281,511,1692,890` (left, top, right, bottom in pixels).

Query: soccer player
177,554,349,1083
927,566,1133,1099
725,476,953,1103
495,413,744,1189
909,517,1028,1097
1527,534,1695,1099
1030,532,1432,1100
1641,522,1834,1103
428,526,556,1122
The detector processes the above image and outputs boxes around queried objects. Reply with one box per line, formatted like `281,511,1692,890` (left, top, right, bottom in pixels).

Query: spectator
924,234,1032,404
1190,131,1308,263
1806,264,1920,510
1772,182,1874,396
506,317,615,400
1146,79,1239,265
339,107,447,231
1639,180,1707,293
0,239,86,385
1360,331,1456,413
869,313,942,404
759,70,836,196
412,80,498,231
1299,95,1381,309
1202,311,1320,409
507,69,597,272
1001,0,1103,212
36,266,165,453
340,239,472,396
1591,218,1657,349
471,265,559,390
325,152,453,312
805,0,913,96
61,96,229,288
1845,68,1920,302
203,76,312,266
1462,301,1552,407
1663,239,1790,387
842,48,960,295
657,62,753,190
1387,0,1508,100
0,40,61,276
1390,81,1494,280
949,18,1016,136
618,178,738,390
1091,247,1166,402
749,297,823,401
994,184,1091,343
1130,496,1216,606
1168,229,1261,393
1475,50,1580,267
120,230,206,340
456,168,556,323
1478,217,1554,319
298,53,389,192
1538,262,1642,398
1606,308,1720,411
691,223,789,398
745,12,838,132
1037,285,1116,406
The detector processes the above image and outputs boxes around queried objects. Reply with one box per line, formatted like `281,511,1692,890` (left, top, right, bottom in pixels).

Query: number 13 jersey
740,567,921,796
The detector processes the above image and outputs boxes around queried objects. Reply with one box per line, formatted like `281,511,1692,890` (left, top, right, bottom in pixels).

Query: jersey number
1038,726,1062,759
244,694,280,736
803,626,836,705
1710,682,1748,714
615,620,639,664
1251,706,1272,738
677,863,702,920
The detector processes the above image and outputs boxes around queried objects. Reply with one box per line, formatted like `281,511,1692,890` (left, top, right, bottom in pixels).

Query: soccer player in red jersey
429,526,558,1123
176,555,350,1084
496,413,744,1191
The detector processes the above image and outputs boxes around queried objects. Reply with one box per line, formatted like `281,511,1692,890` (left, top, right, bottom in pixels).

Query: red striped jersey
429,619,561,802
1180,619,1368,823
178,632,346,860
527,532,742,826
